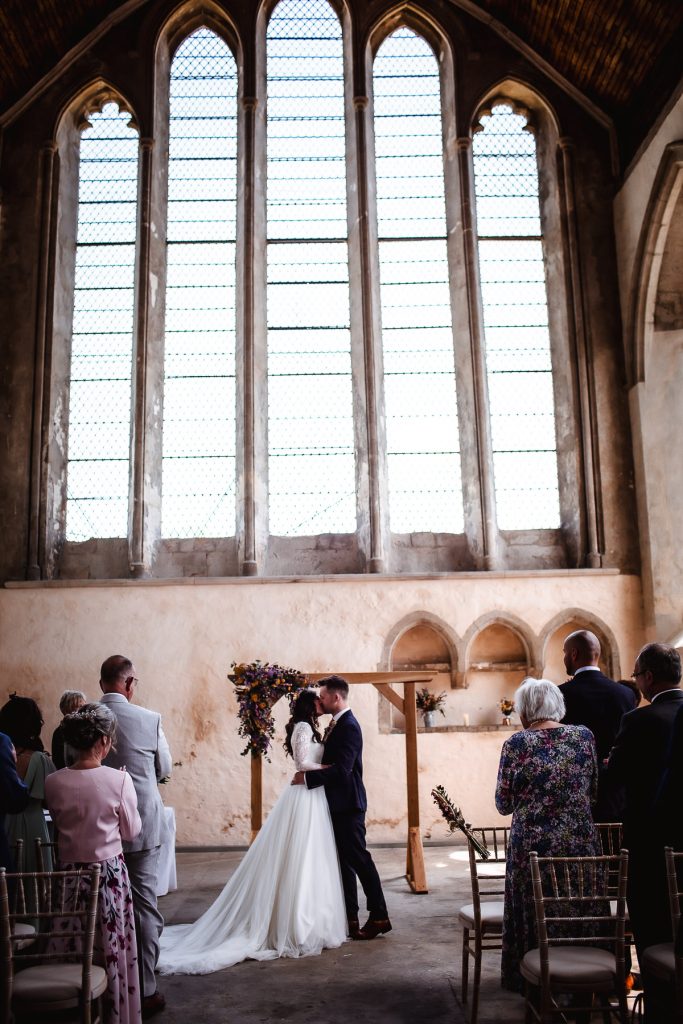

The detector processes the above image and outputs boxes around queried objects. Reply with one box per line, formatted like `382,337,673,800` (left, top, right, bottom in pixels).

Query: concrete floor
154,843,525,1024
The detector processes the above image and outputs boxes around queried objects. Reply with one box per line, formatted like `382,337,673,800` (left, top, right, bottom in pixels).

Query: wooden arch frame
249,671,433,893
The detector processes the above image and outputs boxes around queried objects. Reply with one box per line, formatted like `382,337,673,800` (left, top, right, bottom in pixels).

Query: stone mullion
353,93,386,574
129,137,157,577
237,95,260,576
558,136,603,568
455,136,498,570
29,142,59,579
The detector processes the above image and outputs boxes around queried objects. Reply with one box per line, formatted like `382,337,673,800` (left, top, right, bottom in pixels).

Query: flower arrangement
499,698,514,717
229,661,306,760
415,688,447,716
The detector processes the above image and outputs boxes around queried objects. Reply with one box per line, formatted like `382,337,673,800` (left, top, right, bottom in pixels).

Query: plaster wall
613,88,683,326
0,571,643,845
613,88,683,639
629,330,683,640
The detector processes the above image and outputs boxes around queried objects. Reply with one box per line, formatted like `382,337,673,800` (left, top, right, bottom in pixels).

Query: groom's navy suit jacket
305,710,367,814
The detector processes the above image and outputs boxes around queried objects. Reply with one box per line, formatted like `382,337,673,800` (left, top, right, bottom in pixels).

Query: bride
157,689,347,974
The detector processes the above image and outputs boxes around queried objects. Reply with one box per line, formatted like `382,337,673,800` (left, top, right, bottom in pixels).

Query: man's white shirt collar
651,688,682,702
333,707,351,722
573,666,601,677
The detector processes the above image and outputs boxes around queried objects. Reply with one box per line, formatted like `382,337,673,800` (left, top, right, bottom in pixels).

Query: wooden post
403,680,427,893
250,753,262,843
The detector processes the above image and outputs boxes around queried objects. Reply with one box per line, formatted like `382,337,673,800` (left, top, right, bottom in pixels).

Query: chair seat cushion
13,963,108,1009
520,946,617,988
458,901,505,931
641,943,676,980
12,921,36,950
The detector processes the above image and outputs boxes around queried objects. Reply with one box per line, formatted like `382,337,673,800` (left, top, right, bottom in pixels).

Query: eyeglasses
631,669,645,679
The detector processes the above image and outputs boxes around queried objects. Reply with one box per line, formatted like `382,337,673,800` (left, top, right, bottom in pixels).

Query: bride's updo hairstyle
284,688,322,758
61,703,117,752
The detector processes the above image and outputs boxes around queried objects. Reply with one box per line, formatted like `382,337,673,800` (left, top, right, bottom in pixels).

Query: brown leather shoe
357,917,392,940
142,991,166,1018
348,918,361,939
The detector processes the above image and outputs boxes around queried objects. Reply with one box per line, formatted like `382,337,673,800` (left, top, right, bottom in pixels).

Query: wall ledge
4,568,625,590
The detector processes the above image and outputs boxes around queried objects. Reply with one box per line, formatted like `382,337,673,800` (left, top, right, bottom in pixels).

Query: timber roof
0,0,681,170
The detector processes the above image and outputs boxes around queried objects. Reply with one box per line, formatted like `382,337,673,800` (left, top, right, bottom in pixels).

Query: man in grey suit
100,655,172,1018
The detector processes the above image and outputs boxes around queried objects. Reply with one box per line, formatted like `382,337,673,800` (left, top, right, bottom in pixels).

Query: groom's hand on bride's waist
291,771,306,786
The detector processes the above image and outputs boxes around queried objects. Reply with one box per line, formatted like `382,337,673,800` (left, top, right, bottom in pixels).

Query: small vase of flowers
416,688,447,728
499,697,514,725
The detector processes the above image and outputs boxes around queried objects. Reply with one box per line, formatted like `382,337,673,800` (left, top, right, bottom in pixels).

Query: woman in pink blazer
46,703,142,1024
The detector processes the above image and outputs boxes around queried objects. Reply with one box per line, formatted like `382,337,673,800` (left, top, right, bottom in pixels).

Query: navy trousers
331,810,387,921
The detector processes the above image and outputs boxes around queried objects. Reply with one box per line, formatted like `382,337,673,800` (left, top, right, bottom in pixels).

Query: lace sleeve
292,722,323,772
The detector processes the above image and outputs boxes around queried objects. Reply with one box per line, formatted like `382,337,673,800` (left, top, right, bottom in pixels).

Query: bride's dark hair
284,689,322,758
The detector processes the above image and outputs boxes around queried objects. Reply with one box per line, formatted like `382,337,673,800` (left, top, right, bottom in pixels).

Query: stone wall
613,90,683,640
0,571,643,845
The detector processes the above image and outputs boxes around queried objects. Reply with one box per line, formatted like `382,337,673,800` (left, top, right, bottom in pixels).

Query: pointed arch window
65,101,139,541
266,0,356,536
161,27,238,538
373,27,464,534
472,102,561,530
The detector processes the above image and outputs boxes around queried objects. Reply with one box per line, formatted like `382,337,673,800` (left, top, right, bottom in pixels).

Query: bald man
558,629,635,821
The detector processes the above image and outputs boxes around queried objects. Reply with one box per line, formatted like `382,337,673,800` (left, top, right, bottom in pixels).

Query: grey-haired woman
495,678,601,992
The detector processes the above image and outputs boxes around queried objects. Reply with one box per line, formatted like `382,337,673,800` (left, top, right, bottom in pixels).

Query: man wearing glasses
100,655,172,1019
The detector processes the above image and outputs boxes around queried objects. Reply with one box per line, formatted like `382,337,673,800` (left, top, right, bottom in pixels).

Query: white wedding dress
157,722,347,974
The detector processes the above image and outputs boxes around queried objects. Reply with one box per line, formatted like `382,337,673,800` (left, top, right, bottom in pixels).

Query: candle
463,713,470,727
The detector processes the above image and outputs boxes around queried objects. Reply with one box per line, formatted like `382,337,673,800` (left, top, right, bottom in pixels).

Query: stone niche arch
461,613,538,725
379,612,460,731
539,609,621,682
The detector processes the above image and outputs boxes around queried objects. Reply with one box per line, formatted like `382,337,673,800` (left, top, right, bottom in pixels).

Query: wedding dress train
157,722,347,974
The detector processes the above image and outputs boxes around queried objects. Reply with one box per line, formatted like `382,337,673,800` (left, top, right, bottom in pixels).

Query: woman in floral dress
45,703,142,1024
495,678,601,992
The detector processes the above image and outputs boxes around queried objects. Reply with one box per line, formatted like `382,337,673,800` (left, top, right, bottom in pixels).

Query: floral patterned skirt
58,853,141,1024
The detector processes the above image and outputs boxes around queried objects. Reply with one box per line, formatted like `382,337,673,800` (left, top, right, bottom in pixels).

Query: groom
292,675,391,940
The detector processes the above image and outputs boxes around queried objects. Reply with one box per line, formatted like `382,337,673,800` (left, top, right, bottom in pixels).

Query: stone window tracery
48,3,589,579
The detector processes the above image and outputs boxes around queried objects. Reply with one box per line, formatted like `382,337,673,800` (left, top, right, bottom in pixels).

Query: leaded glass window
473,102,561,530
266,0,356,536
373,28,464,534
162,28,238,538
66,102,138,541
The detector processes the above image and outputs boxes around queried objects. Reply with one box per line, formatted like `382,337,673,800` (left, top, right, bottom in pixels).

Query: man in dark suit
608,643,683,1021
292,675,390,940
558,629,635,821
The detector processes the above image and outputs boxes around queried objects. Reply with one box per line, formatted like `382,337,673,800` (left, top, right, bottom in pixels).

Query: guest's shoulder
104,698,161,724
502,729,530,752
564,723,596,746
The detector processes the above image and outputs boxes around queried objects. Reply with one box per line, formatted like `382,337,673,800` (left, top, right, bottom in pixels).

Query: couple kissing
158,675,390,975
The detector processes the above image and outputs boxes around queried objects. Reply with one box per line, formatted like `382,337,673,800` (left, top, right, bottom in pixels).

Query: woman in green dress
0,694,56,871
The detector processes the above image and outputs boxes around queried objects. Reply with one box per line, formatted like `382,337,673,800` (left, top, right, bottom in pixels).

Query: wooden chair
34,837,58,873
7,839,38,953
595,823,624,857
521,850,629,1023
458,825,509,1024
640,847,683,1024
0,865,106,1024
